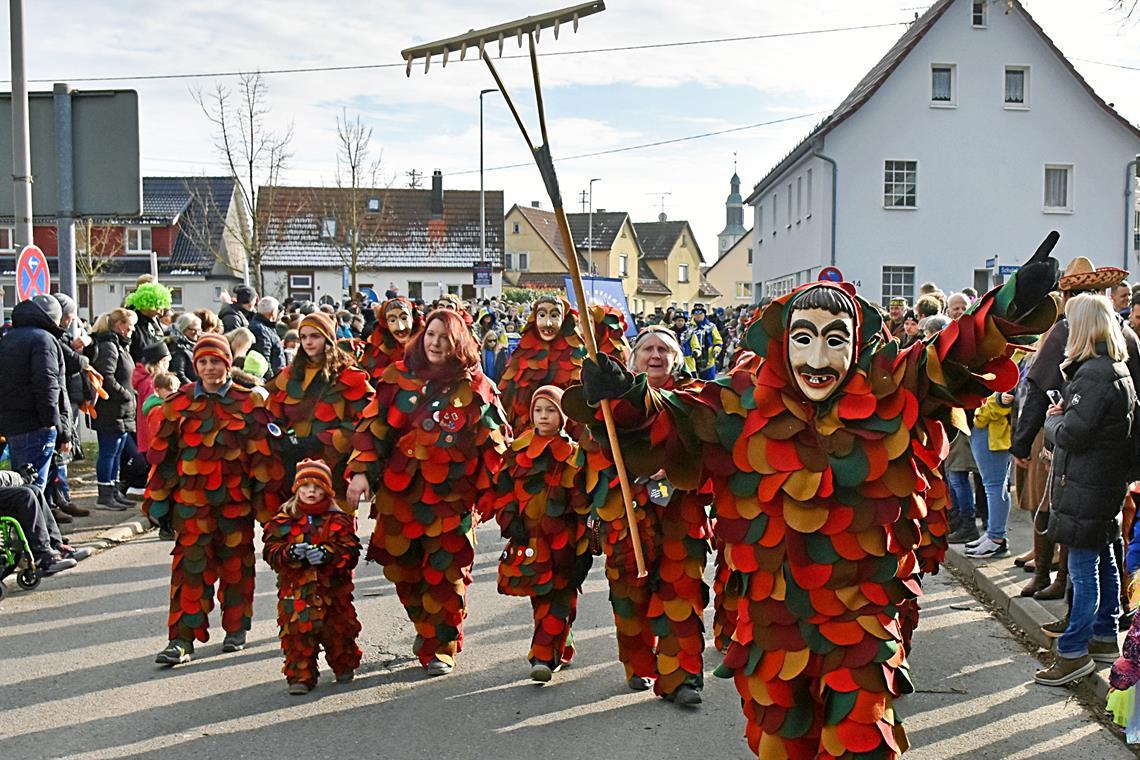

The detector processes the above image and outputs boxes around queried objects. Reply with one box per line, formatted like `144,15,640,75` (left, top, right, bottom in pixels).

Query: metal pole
479,88,495,301
54,83,77,300
10,0,33,251
588,177,600,297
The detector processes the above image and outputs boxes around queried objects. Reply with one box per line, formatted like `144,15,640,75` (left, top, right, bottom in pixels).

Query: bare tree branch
75,219,121,322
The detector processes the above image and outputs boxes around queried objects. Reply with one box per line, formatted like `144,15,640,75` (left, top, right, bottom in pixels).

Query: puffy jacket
0,300,71,442
90,331,137,433
249,313,285,376
1046,349,1136,548
219,303,253,333
973,394,1013,451
166,334,197,385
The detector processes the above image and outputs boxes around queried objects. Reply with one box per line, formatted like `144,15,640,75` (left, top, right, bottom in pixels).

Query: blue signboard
998,265,1020,276
984,257,997,269
561,275,637,337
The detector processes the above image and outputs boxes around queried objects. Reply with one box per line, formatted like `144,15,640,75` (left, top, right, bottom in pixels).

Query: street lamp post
587,177,601,297
479,88,497,301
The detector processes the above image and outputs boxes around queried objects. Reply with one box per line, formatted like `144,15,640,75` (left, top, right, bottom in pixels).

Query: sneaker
58,544,92,561
155,640,193,666
222,631,247,652
1034,654,1095,686
628,675,654,692
158,527,175,542
1041,618,1069,639
1089,639,1121,663
425,657,453,677
671,685,703,706
530,662,554,683
965,537,1009,559
963,535,986,549
947,523,980,544
39,555,77,575
335,671,354,683
287,682,312,695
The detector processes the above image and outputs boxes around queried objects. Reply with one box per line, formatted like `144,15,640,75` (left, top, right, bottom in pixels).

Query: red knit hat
292,458,334,496
299,311,337,345
529,385,566,428
193,333,233,368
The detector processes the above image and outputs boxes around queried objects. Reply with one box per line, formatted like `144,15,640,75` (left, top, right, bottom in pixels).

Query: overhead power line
1071,56,1140,72
9,21,909,84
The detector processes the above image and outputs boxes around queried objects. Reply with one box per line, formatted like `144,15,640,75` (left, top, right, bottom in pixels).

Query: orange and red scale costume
266,362,373,511
362,298,423,381
143,382,284,644
348,361,509,668
499,297,585,432
574,280,1056,758
495,426,591,668
263,500,362,688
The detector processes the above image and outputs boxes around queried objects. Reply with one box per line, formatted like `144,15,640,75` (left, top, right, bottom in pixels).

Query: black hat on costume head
673,311,688,322
691,304,707,315
141,341,171,365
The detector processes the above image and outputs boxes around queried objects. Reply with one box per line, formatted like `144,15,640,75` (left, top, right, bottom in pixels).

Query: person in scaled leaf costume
263,458,362,695
495,385,592,682
145,334,284,666
499,295,585,432
346,309,510,676
267,311,373,513
576,239,1060,758
567,325,714,708
363,297,423,381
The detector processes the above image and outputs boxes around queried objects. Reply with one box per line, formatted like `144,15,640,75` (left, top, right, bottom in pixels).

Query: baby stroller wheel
16,568,40,590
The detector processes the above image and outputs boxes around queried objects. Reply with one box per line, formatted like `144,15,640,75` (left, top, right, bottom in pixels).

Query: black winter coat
219,303,253,333
249,313,285,376
0,301,71,443
129,309,166,363
91,331,137,434
166,334,197,385
1046,350,1136,548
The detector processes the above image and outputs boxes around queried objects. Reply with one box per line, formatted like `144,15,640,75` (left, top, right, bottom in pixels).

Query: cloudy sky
4,0,1139,261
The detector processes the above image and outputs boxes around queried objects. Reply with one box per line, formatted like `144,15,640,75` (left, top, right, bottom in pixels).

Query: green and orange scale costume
347,361,510,669
572,277,1056,758
495,426,592,668
263,502,362,688
266,362,373,513
143,383,285,645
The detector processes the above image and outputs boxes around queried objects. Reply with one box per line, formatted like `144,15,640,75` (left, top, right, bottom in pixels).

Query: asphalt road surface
1,521,1133,760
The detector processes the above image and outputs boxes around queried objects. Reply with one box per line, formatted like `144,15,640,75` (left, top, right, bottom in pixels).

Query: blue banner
562,275,637,337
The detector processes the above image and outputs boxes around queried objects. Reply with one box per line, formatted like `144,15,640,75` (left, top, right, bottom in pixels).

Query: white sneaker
964,536,985,549
965,536,1009,558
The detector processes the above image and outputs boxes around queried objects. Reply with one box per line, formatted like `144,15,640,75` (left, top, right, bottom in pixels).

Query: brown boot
1034,544,1068,601
1020,531,1053,598
58,501,90,518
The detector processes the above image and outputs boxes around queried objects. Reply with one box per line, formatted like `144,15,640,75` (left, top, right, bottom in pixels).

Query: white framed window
972,1,987,27
881,266,915,307
786,184,793,228
806,169,813,218
125,226,152,254
168,286,184,309
511,222,521,234
884,160,918,209
678,264,690,283
503,252,514,271
619,254,629,278
1044,164,1073,213
320,218,336,241
735,281,753,300
930,64,956,107
367,197,380,212
796,176,803,222
517,251,530,271
289,274,312,290
1004,66,1029,108
766,275,795,298
0,226,14,251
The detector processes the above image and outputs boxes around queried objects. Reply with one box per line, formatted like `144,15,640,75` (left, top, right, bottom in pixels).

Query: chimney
431,169,443,218
596,208,606,213
531,200,541,208
658,212,667,222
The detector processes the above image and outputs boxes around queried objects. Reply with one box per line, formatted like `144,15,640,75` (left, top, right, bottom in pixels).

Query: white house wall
751,0,1140,304
263,268,503,304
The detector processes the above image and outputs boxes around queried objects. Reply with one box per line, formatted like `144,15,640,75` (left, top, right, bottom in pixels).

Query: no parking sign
16,245,50,301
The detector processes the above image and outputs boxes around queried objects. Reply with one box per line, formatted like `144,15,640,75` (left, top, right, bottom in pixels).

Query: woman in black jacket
1035,293,1137,687
90,308,138,510
167,312,201,385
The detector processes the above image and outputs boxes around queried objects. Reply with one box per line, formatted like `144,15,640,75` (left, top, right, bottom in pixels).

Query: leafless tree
1110,0,1140,18
192,71,293,293
75,219,120,322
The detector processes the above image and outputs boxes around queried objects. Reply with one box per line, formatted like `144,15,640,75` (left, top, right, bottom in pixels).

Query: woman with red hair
347,309,510,676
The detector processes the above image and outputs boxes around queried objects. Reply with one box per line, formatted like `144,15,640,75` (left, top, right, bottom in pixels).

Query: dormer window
367,198,380,212
320,218,336,241
972,1,987,28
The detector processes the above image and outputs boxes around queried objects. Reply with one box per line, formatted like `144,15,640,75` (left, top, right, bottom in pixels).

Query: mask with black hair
785,285,858,402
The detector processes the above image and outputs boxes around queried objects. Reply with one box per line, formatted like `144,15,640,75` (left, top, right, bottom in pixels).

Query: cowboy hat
1058,256,1127,292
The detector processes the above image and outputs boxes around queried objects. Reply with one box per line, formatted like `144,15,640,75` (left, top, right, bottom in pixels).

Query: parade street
1,522,1133,760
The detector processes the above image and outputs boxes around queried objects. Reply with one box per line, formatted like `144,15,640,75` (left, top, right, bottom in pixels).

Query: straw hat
1058,256,1128,292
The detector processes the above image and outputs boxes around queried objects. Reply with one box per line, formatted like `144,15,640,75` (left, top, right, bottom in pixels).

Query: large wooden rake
402,1,647,577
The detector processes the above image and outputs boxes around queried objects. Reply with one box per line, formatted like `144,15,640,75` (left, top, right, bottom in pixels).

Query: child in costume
145,333,283,665
495,385,591,682
263,458,362,695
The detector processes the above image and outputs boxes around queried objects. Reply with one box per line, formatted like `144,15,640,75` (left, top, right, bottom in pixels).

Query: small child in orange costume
495,385,591,682
262,458,362,695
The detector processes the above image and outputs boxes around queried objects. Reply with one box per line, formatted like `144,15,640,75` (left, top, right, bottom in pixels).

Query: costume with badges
349,361,509,668
575,254,1058,757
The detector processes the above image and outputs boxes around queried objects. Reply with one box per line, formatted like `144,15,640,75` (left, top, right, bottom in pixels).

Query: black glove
581,354,636,406
1010,231,1060,321
506,518,529,547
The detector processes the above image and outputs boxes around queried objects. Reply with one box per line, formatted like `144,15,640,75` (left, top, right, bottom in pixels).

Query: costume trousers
529,586,579,665
280,594,362,686
167,513,256,643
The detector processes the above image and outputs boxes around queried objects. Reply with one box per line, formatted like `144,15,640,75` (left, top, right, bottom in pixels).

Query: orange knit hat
192,333,232,368
299,311,337,345
529,385,566,428
293,458,334,495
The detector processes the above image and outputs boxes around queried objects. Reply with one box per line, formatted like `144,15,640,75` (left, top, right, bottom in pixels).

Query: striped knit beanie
529,385,566,428
299,311,337,345
293,458,334,496
193,333,233,368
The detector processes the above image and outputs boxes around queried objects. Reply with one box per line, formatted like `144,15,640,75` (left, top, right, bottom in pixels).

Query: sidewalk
944,504,1119,700
54,472,153,552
